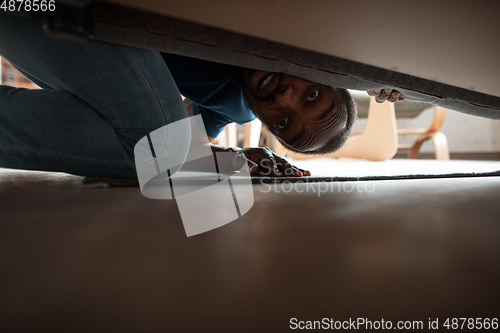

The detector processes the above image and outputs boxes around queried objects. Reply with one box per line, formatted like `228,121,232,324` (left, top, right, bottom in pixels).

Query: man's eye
277,117,289,130
306,90,320,102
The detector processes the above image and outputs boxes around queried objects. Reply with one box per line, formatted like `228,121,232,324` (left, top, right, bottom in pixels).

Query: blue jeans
0,14,188,178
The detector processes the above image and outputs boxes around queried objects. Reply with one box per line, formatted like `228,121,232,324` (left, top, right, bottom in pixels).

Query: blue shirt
161,53,255,138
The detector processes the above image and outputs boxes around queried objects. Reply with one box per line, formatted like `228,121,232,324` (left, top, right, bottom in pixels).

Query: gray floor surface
0,168,499,332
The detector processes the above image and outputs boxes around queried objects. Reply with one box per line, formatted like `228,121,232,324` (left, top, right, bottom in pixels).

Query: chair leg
431,132,450,160
217,127,228,146
243,118,262,148
408,133,427,159
408,131,449,160
226,123,238,147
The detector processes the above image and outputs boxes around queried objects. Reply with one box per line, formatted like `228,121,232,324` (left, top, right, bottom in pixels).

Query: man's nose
269,86,296,110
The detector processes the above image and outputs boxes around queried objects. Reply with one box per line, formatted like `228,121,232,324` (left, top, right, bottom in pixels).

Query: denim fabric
0,14,188,178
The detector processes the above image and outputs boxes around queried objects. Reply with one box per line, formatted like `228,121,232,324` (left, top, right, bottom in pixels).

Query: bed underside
93,1,500,120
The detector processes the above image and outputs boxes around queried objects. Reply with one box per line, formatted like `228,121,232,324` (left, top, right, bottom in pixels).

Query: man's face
242,70,347,153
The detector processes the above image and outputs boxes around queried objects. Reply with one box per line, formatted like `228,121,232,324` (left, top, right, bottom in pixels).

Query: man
0,14,401,179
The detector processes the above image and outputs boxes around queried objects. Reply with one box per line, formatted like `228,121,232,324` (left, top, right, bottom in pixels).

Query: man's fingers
239,147,311,178
276,159,301,177
370,88,403,103
298,168,312,176
274,156,312,177
273,156,296,176
261,158,281,176
284,165,303,177
387,90,401,103
375,88,392,103
246,159,259,173
367,89,381,97
294,167,312,177
289,166,312,177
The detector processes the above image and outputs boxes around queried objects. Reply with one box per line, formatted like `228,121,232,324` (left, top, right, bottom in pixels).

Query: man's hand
239,147,311,177
367,89,404,103
211,145,311,177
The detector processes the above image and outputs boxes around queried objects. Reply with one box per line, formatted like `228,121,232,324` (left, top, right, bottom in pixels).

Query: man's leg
0,14,187,177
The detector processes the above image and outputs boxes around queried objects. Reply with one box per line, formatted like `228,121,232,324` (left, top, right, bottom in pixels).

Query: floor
1,167,499,332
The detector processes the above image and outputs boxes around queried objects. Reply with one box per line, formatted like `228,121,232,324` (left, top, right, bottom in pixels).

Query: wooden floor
0,169,499,332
